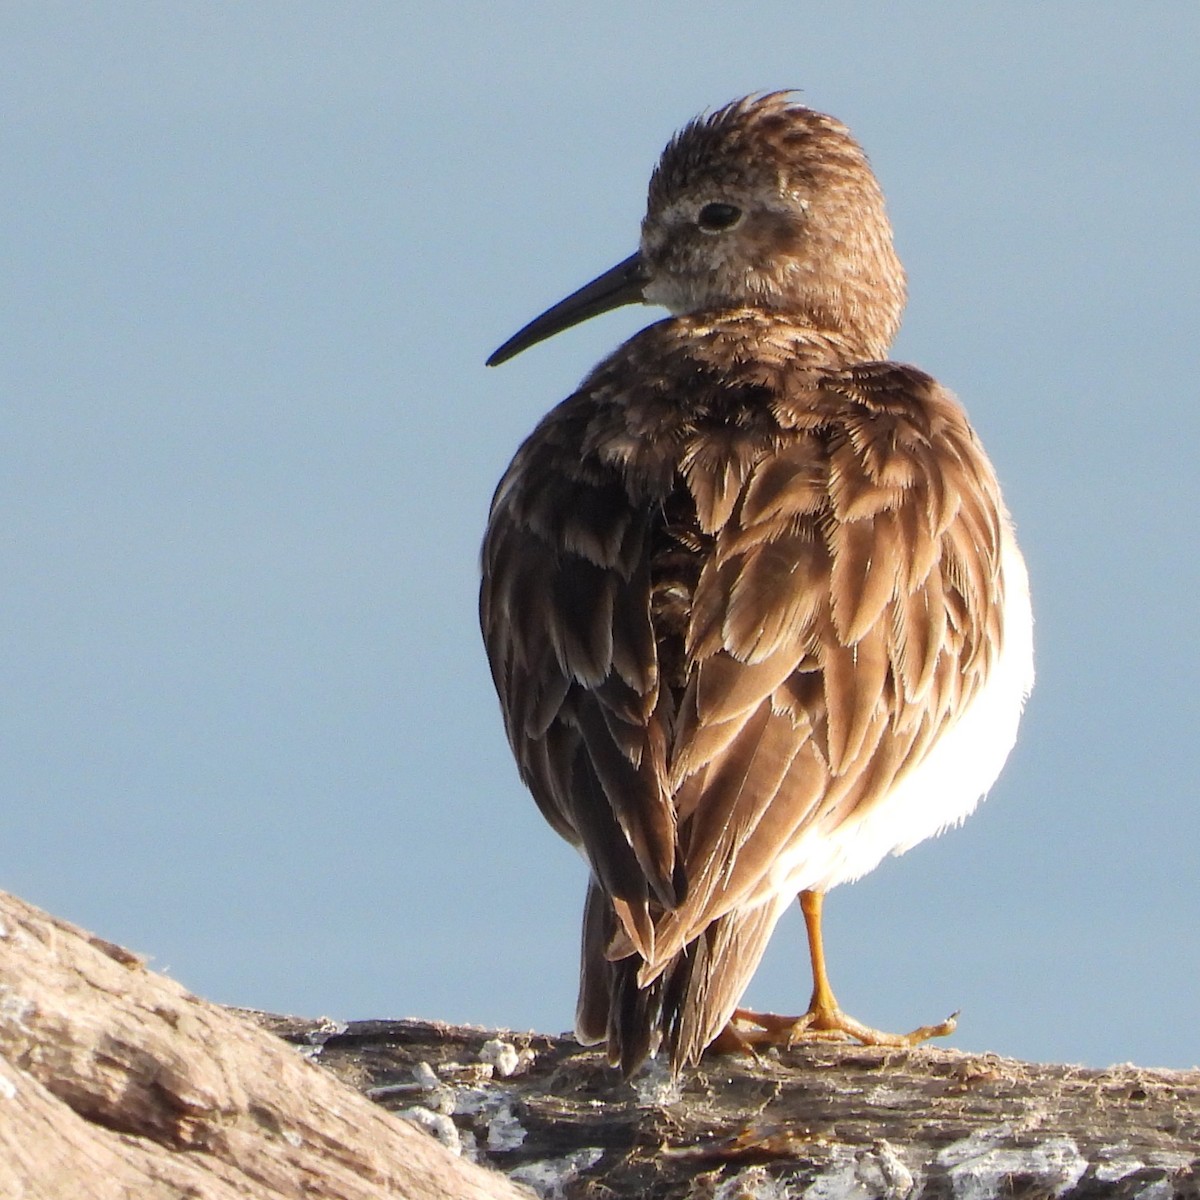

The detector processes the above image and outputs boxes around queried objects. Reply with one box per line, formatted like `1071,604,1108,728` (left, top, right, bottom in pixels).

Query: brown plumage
481,94,1033,1076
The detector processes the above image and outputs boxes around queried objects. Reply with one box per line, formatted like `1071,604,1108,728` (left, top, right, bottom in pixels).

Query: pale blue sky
3,5,1198,1069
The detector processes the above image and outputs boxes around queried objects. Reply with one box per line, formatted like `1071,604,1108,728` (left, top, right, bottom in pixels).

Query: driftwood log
264,1018,1200,1199
0,890,528,1199
2,889,1198,1199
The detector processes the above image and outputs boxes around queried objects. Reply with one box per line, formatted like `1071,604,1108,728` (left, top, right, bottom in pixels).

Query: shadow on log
2,888,1198,1199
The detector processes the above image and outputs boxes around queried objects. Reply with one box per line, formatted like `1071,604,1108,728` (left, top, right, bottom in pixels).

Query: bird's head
488,93,906,367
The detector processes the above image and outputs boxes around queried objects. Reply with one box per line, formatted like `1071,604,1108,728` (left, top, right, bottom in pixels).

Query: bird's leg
726,890,958,1049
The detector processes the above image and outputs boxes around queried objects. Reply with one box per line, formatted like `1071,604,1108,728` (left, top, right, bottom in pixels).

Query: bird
480,92,1033,1077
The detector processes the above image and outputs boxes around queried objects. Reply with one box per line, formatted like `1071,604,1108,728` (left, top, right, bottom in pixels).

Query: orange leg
727,890,958,1050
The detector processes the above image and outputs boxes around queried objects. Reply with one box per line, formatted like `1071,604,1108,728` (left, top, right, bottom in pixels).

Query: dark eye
697,202,743,233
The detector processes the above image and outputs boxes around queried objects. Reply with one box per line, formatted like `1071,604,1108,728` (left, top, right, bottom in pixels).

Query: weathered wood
3,885,1198,1199
0,891,531,1200
261,1016,1200,1199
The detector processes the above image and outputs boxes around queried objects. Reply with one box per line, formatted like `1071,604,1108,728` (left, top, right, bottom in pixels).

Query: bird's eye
697,202,743,233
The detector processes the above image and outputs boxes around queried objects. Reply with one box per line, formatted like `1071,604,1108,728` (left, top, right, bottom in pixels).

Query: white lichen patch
441,1083,529,1160
1089,1140,1194,1186
437,1059,497,1084
480,1038,532,1077
631,1058,682,1107
411,1060,440,1089
399,1105,462,1156
412,1060,456,1113
1092,1145,1148,1183
457,1126,479,1159
803,1141,916,1200
873,1141,917,1198
287,1018,347,1061
485,1099,528,1151
305,1018,348,1041
0,1068,17,1101
508,1147,604,1200
445,1084,493,1117
938,1133,1088,1200
935,1123,1015,1167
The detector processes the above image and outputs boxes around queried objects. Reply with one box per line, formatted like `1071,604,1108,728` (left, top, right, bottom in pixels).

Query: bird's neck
671,307,894,366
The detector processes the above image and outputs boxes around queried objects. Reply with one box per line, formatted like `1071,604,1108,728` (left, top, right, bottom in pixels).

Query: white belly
773,521,1034,895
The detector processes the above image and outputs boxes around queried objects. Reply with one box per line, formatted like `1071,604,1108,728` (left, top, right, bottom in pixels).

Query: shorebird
481,93,1033,1076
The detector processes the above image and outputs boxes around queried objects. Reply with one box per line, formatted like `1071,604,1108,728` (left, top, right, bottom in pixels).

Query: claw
727,1005,958,1050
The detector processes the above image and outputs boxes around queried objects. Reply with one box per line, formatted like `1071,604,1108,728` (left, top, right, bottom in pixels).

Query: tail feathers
575,879,782,1077
669,900,780,1072
575,878,619,1047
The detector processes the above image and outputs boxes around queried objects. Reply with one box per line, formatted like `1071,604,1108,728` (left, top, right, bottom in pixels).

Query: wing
638,360,1007,971
480,353,1007,977
480,390,681,960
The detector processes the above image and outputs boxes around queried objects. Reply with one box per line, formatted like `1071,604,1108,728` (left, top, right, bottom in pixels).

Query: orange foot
726,1003,958,1050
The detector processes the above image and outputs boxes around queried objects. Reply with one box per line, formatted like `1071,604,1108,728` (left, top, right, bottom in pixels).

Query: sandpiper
481,93,1033,1076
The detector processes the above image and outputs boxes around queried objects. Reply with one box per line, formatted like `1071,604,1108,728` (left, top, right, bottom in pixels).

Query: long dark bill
486,252,649,367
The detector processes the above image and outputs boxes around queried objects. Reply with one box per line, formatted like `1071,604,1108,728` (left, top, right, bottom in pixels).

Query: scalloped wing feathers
480,316,1009,1069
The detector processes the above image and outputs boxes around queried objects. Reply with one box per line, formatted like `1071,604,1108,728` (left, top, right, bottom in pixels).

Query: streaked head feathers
642,93,905,352
488,93,905,367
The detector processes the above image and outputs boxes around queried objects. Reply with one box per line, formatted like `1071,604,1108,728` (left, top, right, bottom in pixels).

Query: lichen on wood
2,886,1198,1200
265,1014,1200,1199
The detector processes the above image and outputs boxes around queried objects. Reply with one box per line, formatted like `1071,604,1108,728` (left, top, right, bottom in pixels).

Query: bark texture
2,886,1198,1199
0,890,530,1200
265,1016,1200,1200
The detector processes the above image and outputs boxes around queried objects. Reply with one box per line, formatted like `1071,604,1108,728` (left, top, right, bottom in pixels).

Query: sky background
4,5,1198,1071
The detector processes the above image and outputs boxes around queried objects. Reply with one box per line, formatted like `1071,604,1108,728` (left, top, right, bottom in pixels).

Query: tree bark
2,886,1198,1199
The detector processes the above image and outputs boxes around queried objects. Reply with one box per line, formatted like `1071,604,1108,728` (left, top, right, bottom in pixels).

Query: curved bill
486,252,649,367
